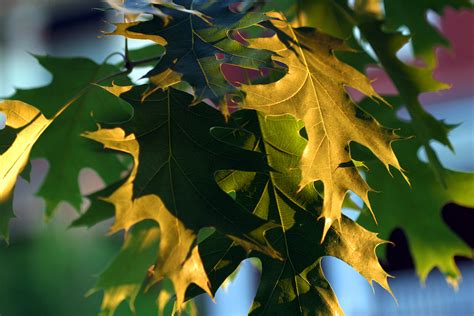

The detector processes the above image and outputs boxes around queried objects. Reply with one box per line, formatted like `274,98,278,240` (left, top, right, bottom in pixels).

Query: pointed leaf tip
243,20,403,236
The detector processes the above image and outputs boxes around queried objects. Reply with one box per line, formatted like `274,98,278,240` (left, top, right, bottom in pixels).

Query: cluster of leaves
1,0,473,315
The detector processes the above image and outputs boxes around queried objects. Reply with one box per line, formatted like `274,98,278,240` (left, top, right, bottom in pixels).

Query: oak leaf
358,97,474,288
0,100,51,204
85,86,281,309
242,19,403,239
90,220,160,316
193,111,392,314
384,0,473,67
359,20,453,184
108,0,284,108
8,56,133,216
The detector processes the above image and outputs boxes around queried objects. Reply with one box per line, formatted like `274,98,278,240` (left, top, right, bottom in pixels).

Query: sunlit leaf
1,2,472,315
89,220,160,316
242,18,403,239
93,224,198,316
85,86,281,309
8,56,133,216
0,100,52,206
108,0,285,109
195,110,392,314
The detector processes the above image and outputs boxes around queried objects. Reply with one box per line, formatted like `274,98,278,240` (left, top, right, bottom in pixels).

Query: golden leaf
0,100,51,203
242,18,403,240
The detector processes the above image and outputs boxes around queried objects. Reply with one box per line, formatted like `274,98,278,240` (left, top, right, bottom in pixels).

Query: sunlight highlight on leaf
107,0,285,112
0,100,52,204
199,111,393,314
84,86,282,310
242,17,403,240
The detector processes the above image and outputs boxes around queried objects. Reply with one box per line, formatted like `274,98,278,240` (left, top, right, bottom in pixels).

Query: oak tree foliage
0,0,472,315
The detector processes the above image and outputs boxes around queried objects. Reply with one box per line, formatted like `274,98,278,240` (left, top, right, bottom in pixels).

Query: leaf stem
104,52,127,64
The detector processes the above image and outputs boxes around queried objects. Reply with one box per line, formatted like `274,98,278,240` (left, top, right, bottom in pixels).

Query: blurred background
0,1,473,315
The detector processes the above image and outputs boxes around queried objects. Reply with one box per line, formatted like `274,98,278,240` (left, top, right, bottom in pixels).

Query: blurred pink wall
369,8,474,104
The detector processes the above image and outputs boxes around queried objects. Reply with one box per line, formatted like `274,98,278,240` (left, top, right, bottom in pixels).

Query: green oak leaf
383,0,473,67
262,0,298,20
113,280,198,316
127,44,165,62
263,0,355,40
288,0,376,71
8,56,133,216
76,190,200,316
109,0,285,110
109,279,198,316
85,86,281,310
297,0,355,39
70,179,126,229
242,17,403,239
89,220,160,316
357,97,474,288
196,111,392,315
358,20,453,184
251,215,390,315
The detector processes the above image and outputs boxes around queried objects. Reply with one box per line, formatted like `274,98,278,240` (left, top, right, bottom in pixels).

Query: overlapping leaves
105,0,209,22
0,100,50,204
108,0,285,109
383,0,473,67
91,220,161,315
2,57,132,218
1,1,473,315
241,18,403,239
0,100,52,241
358,19,453,184
191,111,392,315
85,86,281,310
285,0,466,185
89,220,198,316
357,97,474,288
